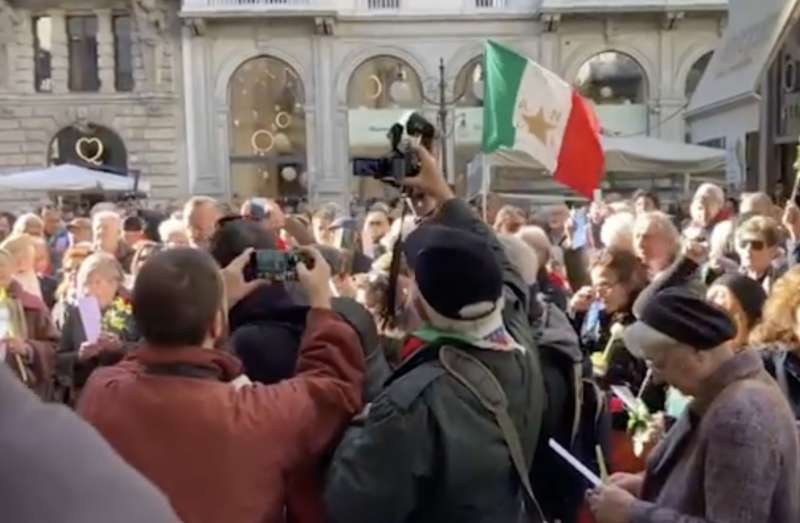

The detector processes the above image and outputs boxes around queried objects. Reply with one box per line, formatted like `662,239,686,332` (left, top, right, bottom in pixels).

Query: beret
625,286,736,357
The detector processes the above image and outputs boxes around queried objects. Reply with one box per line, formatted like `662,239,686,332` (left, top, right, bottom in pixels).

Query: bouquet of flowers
611,374,659,457
591,322,625,376
101,297,136,341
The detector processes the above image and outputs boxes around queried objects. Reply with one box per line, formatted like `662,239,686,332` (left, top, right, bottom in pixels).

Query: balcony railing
181,0,338,14
180,0,536,16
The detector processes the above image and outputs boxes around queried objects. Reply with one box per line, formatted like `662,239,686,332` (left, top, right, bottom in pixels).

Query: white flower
610,322,625,340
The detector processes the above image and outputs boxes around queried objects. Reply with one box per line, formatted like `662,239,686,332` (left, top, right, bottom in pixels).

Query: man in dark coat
324,145,546,523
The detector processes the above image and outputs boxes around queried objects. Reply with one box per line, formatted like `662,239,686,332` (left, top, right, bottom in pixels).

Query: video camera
352,111,436,185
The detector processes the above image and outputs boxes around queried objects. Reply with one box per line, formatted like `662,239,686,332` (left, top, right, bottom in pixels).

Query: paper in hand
77,296,102,344
610,384,640,413
548,438,602,487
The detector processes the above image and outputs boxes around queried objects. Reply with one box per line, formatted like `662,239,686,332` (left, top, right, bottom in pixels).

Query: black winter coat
324,199,546,523
230,284,391,402
762,347,800,422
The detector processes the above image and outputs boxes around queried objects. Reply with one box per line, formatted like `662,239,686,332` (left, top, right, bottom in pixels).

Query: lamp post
420,57,477,183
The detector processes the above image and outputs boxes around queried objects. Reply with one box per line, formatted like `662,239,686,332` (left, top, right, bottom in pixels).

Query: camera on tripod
352,112,436,185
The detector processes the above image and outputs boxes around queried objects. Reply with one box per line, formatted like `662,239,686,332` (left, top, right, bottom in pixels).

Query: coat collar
645,350,764,486
129,344,243,382
6,281,47,312
690,350,764,416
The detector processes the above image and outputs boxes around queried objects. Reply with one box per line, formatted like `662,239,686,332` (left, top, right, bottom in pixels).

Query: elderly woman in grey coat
588,287,800,523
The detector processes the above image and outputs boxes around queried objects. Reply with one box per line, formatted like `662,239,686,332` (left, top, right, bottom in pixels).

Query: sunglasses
738,239,765,251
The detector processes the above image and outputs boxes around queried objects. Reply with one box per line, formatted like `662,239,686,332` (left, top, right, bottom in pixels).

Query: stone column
96,9,115,93
312,32,347,205
49,10,69,93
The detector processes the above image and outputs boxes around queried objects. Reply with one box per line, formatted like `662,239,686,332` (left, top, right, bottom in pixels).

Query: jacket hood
229,284,308,331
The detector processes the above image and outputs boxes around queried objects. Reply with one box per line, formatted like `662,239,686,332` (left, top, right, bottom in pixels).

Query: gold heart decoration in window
75,137,105,165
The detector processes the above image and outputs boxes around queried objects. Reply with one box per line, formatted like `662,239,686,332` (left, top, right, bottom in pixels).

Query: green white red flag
481,40,604,198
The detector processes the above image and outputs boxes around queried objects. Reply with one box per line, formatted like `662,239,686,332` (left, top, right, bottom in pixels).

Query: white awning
687,0,800,117
0,164,150,193
483,135,726,174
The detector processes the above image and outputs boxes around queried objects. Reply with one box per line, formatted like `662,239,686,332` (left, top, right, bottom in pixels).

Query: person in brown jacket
0,248,58,398
78,247,365,523
588,287,800,523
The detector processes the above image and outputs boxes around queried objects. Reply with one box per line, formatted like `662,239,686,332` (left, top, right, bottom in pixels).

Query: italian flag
482,41,604,198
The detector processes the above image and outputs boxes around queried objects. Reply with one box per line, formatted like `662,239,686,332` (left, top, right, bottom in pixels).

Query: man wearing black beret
325,144,547,522
588,287,800,523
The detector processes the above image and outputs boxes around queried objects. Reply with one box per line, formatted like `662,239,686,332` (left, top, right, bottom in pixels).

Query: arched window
454,57,483,108
347,55,423,201
575,51,649,135
453,57,484,192
685,52,713,101
347,55,423,110
228,56,306,205
48,123,127,172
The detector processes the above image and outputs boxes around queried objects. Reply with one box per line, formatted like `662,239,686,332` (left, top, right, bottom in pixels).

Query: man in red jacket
78,247,364,523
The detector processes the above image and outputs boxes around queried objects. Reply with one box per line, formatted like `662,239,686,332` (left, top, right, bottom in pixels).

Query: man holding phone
77,247,365,523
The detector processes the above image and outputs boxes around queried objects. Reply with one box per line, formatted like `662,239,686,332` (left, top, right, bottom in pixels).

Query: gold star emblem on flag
522,107,556,145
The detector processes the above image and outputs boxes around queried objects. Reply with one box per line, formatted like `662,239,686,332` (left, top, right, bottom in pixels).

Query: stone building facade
0,0,184,208
0,0,728,208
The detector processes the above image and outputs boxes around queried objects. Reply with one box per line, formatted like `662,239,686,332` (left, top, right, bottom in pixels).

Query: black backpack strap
439,346,548,523
385,362,447,411
772,351,791,399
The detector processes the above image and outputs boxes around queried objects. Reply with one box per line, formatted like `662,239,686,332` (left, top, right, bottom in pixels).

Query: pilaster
96,9,115,93
49,10,68,94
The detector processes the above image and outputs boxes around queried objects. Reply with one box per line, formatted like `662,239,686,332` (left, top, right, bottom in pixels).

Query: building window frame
67,14,100,92
112,14,134,92
33,15,53,93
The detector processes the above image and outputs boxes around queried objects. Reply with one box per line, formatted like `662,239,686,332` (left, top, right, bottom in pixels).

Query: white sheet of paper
0,304,10,340
77,296,102,344
548,438,602,487
610,384,640,414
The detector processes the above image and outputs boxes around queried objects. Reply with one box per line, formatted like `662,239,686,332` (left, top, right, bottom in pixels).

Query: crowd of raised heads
2,154,800,523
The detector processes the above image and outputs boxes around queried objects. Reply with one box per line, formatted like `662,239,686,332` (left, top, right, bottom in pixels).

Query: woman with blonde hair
0,248,59,398
749,266,800,420
55,252,137,404
1,234,44,302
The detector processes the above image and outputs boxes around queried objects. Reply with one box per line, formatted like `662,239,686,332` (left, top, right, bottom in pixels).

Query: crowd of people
1,145,800,523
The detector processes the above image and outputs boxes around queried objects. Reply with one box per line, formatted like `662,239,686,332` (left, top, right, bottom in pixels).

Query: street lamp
420,58,482,181
390,58,483,180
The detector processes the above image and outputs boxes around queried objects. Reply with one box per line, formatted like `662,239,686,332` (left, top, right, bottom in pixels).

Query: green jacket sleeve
324,392,435,523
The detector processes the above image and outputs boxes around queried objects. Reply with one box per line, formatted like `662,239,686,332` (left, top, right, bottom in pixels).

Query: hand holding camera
296,247,332,310
400,144,454,205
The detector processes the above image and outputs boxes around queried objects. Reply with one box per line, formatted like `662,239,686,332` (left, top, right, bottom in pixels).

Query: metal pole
438,58,449,180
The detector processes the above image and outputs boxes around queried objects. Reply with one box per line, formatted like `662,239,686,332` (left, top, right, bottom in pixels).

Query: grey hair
182,196,218,227
634,211,680,247
76,252,123,293
92,210,121,228
739,192,773,216
498,234,539,286
12,213,43,235
601,212,635,250
516,225,552,265
158,218,187,243
694,183,725,205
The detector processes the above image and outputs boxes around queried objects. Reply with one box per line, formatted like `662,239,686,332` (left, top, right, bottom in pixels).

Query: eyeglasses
738,239,765,251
